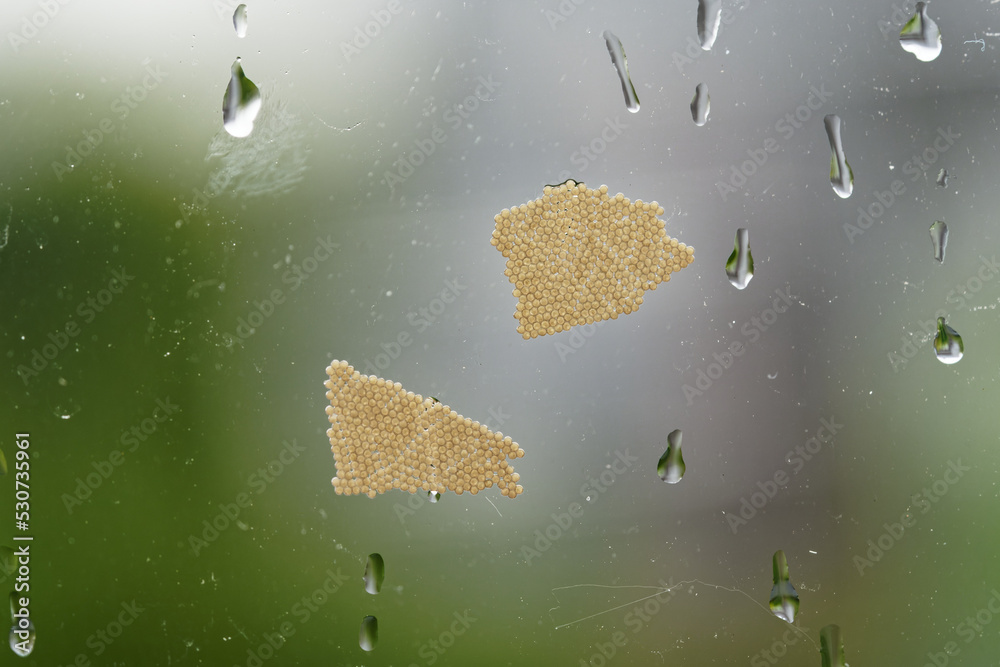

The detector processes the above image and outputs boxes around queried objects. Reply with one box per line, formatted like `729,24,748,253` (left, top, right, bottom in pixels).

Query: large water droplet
929,220,948,263
900,2,942,62
8,617,35,657
359,615,378,651
725,228,753,289
824,115,853,198
223,58,262,138
697,0,722,50
233,4,248,38
690,83,710,126
364,553,385,595
603,30,640,113
820,625,846,667
768,550,800,623
933,316,963,364
657,429,685,484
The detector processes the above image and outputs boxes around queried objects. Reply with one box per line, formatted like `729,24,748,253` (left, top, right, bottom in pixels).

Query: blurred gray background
1,0,999,665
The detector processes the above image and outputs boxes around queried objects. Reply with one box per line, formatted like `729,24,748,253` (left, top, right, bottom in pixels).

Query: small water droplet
603,30,640,113
929,220,948,263
690,83,710,126
725,228,753,289
768,550,800,623
223,58,262,138
657,429,685,484
824,114,853,198
936,168,949,187
233,4,248,38
697,0,722,50
900,2,942,62
427,490,441,503
820,624,846,667
364,553,385,595
359,615,378,651
933,316,963,364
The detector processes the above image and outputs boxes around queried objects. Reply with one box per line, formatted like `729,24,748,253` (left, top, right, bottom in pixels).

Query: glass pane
1,0,996,664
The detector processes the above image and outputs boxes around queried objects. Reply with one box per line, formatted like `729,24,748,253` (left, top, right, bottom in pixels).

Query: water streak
697,0,722,50
603,31,640,113
691,83,710,126
824,115,853,198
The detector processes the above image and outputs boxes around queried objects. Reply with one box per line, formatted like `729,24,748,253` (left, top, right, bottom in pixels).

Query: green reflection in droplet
820,624,845,667
768,550,799,623
934,316,964,364
364,553,385,595
359,615,378,651
725,228,753,290
657,429,685,484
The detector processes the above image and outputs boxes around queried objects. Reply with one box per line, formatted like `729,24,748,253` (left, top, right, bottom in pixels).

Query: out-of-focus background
1,0,999,664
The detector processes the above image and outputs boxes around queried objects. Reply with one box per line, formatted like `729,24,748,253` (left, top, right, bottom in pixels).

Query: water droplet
768,550,800,623
900,2,942,62
929,220,948,263
936,168,949,187
690,83,710,126
359,615,378,651
364,553,385,595
603,30,640,113
820,624,846,667
233,4,248,38
427,490,441,503
223,58,262,138
933,316,963,364
657,429,685,484
697,0,722,50
0,448,6,476
8,617,35,657
725,228,753,289
824,115,853,198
